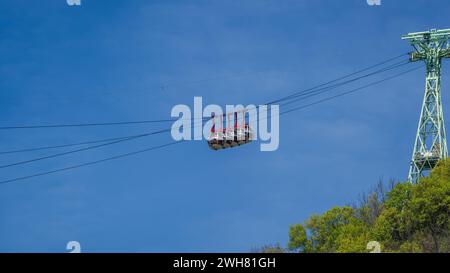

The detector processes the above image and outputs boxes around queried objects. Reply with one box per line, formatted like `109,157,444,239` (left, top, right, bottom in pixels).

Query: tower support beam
402,29,450,182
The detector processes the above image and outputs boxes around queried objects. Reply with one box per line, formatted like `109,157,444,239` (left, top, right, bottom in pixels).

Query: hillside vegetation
262,159,450,253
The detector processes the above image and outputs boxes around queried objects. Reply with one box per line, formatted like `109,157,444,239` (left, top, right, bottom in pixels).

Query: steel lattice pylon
402,29,450,182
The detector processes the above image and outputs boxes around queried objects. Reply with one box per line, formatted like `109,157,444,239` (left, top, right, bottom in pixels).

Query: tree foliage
287,159,450,253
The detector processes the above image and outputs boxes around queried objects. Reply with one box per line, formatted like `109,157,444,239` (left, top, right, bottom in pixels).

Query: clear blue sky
1,0,449,252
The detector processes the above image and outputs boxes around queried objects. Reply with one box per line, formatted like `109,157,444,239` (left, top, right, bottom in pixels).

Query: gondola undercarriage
208,126,253,150
207,111,253,150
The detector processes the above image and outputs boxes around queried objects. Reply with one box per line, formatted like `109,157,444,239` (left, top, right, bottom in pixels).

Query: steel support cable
0,65,422,185
0,128,172,169
0,56,412,156
0,57,411,163
280,65,423,116
265,52,410,105
0,135,140,155
0,53,410,130
0,141,183,185
278,60,412,108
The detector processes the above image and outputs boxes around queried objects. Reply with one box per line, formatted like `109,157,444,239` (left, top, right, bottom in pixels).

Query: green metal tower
402,29,450,182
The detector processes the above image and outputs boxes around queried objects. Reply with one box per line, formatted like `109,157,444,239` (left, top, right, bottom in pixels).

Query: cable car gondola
207,111,253,150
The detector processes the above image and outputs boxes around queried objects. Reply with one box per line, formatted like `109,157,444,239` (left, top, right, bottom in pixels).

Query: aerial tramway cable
0,64,422,185
0,53,410,131
0,54,412,157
